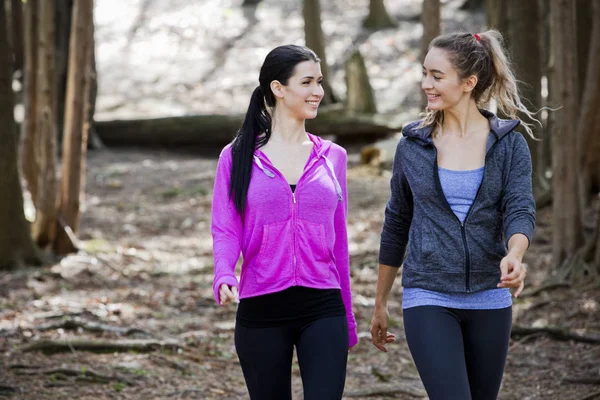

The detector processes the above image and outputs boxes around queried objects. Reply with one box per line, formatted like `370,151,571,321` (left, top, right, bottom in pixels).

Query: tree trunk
486,0,508,39
55,0,94,255
31,0,58,248
507,0,543,185
550,0,584,267
420,0,440,109
596,195,600,271
344,49,376,114
242,0,261,5
0,2,41,269
94,110,400,148
55,0,71,148
460,0,484,11
303,0,336,105
579,0,600,202
8,0,24,73
363,0,397,30
539,0,552,183
576,0,592,104
20,0,39,204
86,16,101,150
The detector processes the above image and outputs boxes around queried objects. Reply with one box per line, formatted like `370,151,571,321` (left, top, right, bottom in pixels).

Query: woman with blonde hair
370,31,536,399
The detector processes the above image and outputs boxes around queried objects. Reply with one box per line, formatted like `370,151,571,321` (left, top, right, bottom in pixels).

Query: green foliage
113,382,126,392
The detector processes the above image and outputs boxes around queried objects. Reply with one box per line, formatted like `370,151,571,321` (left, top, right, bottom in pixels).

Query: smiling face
422,47,476,111
271,60,324,120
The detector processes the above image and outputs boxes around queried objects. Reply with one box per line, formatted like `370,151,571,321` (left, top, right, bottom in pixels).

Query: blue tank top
403,166,512,310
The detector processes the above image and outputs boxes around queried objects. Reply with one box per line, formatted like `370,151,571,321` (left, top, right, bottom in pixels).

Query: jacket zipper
255,153,321,285
292,190,297,283
432,140,499,292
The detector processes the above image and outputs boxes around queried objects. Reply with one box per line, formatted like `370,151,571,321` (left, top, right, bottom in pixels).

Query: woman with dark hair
370,31,536,399
211,44,357,399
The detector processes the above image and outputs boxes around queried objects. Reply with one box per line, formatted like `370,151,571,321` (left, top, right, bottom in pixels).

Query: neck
270,106,307,145
441,99,485,137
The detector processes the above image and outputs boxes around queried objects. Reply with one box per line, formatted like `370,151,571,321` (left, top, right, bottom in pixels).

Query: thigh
403,306,472,400
234,323,294,400
296,316,348,400
461,307,512,400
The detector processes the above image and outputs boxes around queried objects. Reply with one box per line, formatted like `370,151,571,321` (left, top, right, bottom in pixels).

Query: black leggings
403,306,512,400
234,315,348,400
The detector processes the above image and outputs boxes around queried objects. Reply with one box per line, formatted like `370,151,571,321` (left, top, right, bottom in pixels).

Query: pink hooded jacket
211,133,357,347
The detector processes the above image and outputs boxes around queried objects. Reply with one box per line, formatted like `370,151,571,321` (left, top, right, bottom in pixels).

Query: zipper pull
292,192,296,203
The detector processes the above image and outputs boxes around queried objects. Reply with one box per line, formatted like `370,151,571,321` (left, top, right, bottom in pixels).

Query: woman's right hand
219,284,239,305
370,305,396,352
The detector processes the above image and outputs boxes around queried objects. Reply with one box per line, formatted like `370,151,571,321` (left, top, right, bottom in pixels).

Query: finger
231,286,240,303
499,258,509,280
373,341,388,352
220,293,230,305
370,326,388,352
503,263,521,281
385,333,396,343
514,281,525,298
503,269,526,286
220,285,235,303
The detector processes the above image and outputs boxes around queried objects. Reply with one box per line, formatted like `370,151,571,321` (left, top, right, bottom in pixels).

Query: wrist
375,298,388,310
508,249,524,262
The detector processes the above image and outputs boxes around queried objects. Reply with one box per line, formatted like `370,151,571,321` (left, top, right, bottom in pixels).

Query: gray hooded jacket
378,110,535,293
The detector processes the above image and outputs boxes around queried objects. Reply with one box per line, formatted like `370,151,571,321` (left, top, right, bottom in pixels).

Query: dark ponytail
230,86,271,213
229,45,320,214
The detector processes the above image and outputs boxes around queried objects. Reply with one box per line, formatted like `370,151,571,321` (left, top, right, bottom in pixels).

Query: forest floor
2,0,600,399
0,147,599,400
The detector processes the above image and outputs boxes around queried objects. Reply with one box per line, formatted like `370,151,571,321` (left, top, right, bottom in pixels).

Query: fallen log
35,316,149,336
21,338,181,354
511,325,600,344
344,382,427,398
13,366,136,385
95,108,403,148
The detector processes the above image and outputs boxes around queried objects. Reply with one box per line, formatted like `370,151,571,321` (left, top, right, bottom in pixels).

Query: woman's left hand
498,253,526,297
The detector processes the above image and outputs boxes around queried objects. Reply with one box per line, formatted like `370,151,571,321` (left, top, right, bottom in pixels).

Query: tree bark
55,0,71,147
19,0,39,204
579,1,600,202
31,0,58,248
539,0,552,182
596,195,600,271
550,0,584,267
344,49,376,114
486,0,508,40
303,0,336,105
55,0,94,255
507,0,542,184
0,2,41,269
94,110,400,148
363,0,397,30
576,0,592,104
420,0,440,109
8,0,24,73
460,0,484,11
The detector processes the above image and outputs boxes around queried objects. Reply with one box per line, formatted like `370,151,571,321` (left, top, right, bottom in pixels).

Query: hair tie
474,33,481,42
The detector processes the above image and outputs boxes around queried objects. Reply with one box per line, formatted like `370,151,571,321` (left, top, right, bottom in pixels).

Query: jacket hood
252,132,341,200
307,132,331,157
401,109,520,145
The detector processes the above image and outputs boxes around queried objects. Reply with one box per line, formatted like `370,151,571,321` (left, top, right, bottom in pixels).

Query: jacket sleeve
502,133,536,247
211,147,242,304
333,149,358,347
378,138,414,267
